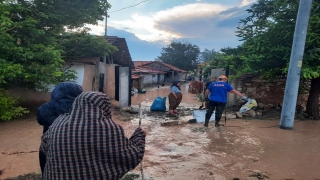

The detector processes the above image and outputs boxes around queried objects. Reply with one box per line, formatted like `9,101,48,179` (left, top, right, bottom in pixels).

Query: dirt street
0,84,319,180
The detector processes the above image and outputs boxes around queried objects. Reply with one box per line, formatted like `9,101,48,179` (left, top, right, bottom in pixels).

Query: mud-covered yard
0,84,319,180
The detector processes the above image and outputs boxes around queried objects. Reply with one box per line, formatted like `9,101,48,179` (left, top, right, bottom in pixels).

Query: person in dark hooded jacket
37,82,82,175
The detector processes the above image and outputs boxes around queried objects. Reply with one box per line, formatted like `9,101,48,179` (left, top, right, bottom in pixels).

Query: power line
108,0,149,13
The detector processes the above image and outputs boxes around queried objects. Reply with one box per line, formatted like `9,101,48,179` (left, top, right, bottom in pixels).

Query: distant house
134,61,187,83
132,66,166,89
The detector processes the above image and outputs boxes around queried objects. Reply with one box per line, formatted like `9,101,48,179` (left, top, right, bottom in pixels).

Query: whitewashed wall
44,64,84,92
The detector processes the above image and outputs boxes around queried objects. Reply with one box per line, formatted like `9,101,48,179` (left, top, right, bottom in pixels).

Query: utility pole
280,0,313,130
105,1,109,37
104,12,108,37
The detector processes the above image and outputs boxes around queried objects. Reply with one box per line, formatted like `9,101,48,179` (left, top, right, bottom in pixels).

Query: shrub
0,89,29,121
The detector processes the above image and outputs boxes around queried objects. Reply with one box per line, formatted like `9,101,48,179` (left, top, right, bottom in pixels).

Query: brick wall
235,75,310,110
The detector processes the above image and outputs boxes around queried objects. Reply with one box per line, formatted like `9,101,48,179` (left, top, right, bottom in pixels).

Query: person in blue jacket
204,75,248,127
37,82,83,175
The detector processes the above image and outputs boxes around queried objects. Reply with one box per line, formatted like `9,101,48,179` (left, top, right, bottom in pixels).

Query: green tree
236,0,320,119
199,49,218,62
157,41,200,71
0,0,117,90
201,52,224,77
59,31,118,60
0,0,117,120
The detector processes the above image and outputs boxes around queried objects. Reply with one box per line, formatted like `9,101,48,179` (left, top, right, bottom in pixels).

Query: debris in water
191,127,206,133
161,121,180,126
121,173,139,180
248,170,269,179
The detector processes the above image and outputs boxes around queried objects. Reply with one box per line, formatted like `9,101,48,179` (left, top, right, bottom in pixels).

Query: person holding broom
40,92,146,180
204,75,248,127
168,81,182,116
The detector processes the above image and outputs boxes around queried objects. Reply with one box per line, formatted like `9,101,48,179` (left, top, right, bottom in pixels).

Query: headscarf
171,81,181,90
40,92,145,180
37,82,83,133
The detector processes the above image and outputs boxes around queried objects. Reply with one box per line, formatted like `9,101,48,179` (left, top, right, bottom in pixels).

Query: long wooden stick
138,103,144,180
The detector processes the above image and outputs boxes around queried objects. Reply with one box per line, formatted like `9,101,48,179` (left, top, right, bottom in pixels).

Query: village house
9,36,134,108
133,61,187,87
132,66,166,90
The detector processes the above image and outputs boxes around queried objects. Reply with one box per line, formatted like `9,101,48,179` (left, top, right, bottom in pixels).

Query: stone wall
235,74,310,110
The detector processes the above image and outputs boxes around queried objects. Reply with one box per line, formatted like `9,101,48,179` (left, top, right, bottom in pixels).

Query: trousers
204,100,226,126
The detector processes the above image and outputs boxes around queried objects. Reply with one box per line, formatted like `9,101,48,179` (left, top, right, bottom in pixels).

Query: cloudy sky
87,0,257,61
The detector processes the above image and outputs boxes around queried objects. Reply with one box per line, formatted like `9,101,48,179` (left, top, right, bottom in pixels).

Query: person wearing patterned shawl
40,92,146,180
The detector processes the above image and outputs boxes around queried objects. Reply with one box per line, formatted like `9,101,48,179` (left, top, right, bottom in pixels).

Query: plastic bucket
192,110,215,123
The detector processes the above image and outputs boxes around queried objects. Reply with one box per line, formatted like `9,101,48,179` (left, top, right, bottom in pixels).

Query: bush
0,89,29,121
4,173,42,180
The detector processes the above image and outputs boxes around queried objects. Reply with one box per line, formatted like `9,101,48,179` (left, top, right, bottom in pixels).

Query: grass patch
5,173,41,180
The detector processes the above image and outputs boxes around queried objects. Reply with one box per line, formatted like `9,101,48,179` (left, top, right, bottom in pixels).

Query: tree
236,0,320,119
0,0,116,90
157,41,200,71
201,52,224,77
0,0,117,120
199,49,218,62
59,31,118,60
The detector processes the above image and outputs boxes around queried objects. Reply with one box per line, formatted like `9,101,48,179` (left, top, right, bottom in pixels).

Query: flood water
1,83,320,179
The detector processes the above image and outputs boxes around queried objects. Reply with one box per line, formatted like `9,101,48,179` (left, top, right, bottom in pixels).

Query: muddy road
0,84,320,180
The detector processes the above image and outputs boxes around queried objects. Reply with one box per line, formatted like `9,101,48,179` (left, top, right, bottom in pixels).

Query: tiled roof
132,66,166,74
134,61,152,67
137,61,187,73
159,62,187,73
104,36,134,67
131,74,141,79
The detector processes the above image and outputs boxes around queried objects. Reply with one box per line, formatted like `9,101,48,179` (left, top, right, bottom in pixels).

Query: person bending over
168,81,182,115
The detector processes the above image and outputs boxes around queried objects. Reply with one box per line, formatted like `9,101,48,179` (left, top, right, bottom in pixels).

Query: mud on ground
1,84,320,180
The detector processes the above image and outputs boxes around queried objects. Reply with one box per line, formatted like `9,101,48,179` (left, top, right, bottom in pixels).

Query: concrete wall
8,88,51,106
159,74,165,84
165,72,186,82
82,64,96,92
119,67,129,108
8,63,98,106
141,74,158,85
176,72,187,81
211,68,225,78
103,64,117,99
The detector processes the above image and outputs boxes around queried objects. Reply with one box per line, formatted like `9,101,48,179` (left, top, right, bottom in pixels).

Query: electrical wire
108,0,149,13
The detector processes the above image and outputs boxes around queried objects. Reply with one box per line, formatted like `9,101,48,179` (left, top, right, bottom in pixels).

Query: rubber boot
215,121,222,127
204,118,209,127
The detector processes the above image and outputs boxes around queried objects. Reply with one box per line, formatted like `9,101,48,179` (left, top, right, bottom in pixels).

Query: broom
199,82,205,109
138,103,144,180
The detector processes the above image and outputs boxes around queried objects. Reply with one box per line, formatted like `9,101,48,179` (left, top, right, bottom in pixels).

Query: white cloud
240,0,256,7
102,3,232,43
88,1,257,50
